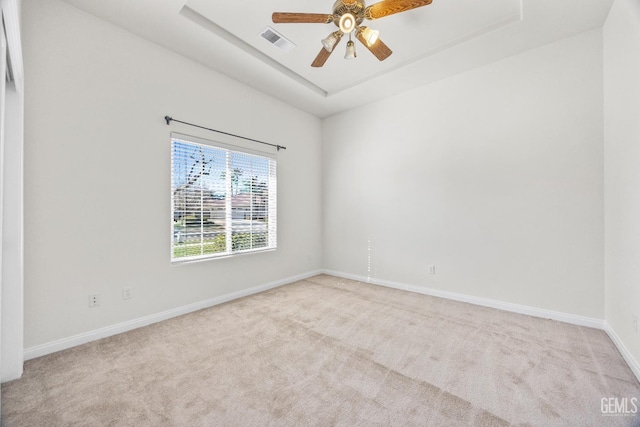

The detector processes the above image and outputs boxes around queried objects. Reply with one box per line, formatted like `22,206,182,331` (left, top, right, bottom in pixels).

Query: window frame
170,132,277,264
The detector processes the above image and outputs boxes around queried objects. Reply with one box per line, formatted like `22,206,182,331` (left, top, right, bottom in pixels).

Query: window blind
171,134,277,263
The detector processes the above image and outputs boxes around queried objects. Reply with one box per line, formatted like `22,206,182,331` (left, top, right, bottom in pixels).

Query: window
171,133,277,263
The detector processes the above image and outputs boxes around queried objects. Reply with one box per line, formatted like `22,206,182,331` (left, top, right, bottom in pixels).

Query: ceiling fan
272,0,433,67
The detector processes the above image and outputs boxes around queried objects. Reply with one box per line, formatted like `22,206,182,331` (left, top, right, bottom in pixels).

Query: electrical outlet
428,265,436,275
122,287,132,300
633,315,638,334
88,294,100,307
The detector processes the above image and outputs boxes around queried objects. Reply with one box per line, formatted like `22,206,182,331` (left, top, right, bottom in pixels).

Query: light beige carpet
2,274,639,426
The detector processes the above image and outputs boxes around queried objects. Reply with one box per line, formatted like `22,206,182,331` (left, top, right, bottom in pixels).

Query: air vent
260,26,296,52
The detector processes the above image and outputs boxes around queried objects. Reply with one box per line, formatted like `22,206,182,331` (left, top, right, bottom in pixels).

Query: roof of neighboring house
208,193,265,209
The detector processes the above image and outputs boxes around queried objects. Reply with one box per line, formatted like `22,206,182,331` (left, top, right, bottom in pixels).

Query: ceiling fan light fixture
345,40,357,59
321,32,340,52
359,26,379,46
339,12,356,33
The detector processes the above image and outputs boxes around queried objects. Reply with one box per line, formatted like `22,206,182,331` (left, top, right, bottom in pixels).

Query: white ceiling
60,0,613,118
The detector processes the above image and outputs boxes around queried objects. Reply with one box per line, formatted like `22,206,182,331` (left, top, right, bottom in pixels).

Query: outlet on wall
633,315,638,334
88,294,100,307
428,265,436,275
122,287,132,300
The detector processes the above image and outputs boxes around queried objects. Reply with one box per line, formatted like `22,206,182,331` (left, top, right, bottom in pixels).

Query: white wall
323,29,605,319
0,9,6,398
22,0,322,349
604,0,640,372
1,85,24,382
1,0,24,383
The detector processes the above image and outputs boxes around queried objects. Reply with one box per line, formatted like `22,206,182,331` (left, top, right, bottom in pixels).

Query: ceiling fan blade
365,0,433,20
356,32,393,61
311,48,332,68
311,37,343,67
272,12,333,24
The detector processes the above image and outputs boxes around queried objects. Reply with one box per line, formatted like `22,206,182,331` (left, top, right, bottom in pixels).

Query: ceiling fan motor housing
332,0,366,28
272,0,436,66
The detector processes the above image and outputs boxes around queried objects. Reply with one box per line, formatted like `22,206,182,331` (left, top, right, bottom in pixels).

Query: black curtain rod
164,116,286,151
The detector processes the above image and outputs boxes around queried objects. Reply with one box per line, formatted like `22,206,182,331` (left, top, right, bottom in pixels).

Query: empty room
1,0,639,425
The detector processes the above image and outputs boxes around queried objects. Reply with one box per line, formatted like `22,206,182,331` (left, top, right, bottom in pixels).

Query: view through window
171,134,277,262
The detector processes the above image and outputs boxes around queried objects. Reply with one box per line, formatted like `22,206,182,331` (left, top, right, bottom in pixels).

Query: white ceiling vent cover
260,26,296,52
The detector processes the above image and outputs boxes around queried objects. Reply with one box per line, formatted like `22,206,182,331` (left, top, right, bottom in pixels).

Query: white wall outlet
88,294,100,307
122,287,132,300
633,315,638,334
428,265,436,275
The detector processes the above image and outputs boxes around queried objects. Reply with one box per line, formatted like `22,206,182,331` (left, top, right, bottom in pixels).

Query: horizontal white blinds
171,135,277,262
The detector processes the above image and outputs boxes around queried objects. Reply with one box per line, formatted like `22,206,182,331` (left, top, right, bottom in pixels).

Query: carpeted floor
2,274,640,426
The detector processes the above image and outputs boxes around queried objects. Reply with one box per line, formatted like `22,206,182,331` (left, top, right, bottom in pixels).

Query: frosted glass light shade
360,27,379,46
345,40,357,59
322,33,339,52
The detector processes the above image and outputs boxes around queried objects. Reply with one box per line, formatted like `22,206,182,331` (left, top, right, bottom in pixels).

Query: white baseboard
23,270,323,361
323,270,640,383
23,268,640,386
322,269,605,329
604,322,640,383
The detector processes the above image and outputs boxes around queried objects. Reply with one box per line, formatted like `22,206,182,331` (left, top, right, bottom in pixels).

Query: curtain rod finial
165,116,172,125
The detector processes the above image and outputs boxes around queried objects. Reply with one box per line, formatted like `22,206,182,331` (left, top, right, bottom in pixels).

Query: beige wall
604,0,640,374
323,29,605,319
22,0,323,348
